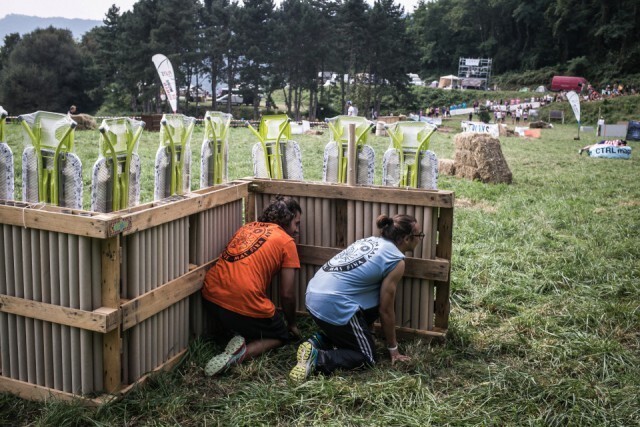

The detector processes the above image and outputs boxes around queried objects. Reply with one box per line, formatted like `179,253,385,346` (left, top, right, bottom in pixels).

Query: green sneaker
289,341,317,382
205,335,246,377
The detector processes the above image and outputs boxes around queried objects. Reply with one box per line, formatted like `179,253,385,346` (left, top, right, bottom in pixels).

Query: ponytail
376,214,416,245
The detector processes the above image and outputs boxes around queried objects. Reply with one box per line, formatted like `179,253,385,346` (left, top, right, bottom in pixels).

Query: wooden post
434,206,453,330
101,236,121,393
346,123,357,186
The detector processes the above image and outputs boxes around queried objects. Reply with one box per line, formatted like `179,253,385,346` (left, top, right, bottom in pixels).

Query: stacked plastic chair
91,117,145,213
154,114,196,200
323,115,375,185
19,111,82,208
249,114,303,180
0,106,14,200
382,121,438,189
200,111,232,187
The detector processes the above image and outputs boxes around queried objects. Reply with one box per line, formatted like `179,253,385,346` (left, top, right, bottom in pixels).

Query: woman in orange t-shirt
202,196,302,376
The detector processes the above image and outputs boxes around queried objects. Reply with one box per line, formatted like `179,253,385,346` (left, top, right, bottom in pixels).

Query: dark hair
376,214,416,245
258,195,302,229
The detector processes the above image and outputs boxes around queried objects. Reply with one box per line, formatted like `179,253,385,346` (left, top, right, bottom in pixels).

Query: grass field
1,118,639,425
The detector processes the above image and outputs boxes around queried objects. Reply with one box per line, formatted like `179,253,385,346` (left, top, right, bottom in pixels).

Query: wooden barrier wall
0,182,248,404
0,179,453,403
248,179,453,336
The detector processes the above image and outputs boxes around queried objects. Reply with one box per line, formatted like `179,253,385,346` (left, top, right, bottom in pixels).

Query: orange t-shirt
202,222,300,318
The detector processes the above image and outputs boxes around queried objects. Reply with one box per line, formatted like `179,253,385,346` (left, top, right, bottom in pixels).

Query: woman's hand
288,324,301,340
389,348,411,364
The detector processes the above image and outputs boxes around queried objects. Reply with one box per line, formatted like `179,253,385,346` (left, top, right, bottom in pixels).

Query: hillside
0,14,101,43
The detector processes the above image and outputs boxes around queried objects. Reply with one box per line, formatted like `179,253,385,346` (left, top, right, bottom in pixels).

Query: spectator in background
67,105,77,115
347,101,358,116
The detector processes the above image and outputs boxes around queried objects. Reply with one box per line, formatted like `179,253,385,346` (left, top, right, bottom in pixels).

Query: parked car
216,93,243,105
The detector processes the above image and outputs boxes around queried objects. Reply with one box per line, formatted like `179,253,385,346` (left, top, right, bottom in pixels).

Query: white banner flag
566,90,581,124
152,54,178,113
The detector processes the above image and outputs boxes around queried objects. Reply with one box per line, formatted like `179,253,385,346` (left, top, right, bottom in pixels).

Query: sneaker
205,335,246,377
289,341,317,382
307,332,330,350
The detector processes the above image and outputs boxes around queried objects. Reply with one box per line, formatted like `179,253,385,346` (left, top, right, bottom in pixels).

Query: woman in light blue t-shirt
290,214,423,382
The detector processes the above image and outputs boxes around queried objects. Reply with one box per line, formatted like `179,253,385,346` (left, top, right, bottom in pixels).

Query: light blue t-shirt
306,237,405,326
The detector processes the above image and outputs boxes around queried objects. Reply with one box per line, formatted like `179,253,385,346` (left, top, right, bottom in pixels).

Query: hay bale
70,113,97,130
455,164,481,181
498,124,508,137
452,132,512,184
454,132,480,151
474,138,512,184
529,121,551,129
453,149,476,167
304,129,323,135
439,159,455,176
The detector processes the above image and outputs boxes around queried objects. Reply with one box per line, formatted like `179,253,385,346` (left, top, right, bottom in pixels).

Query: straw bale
474,138,512,184
455,165,481,181
529,121,552,129
439,159,456,176
454,132,486,151
453,149,476,167
304,129,323,135
452,133,512,184
498,124,508,137
71,113,97,130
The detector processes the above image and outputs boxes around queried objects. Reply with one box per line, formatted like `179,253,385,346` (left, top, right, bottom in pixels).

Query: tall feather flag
566,90,581,140
152,54,178,113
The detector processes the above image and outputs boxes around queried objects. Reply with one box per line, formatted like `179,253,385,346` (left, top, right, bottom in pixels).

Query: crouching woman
290,214,420,381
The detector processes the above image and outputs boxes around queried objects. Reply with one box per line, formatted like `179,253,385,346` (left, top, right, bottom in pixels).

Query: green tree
0,33,21,74
235,0,276,118
203,0,233,110
0,27,94,113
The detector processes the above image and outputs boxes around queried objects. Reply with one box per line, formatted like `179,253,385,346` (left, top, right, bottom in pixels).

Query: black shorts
203,299,290,343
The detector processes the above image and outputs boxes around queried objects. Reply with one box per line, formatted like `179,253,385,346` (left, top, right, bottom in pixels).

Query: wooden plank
0,348,187,406
0,375,102,406
434,207,453,330
373,323,447,339
101,236,121,393
120,260,216,331
119,182,249,235
248,179,454,208
0,295,119,333
0,203,114,238
335,200,348,248
297,244,449,282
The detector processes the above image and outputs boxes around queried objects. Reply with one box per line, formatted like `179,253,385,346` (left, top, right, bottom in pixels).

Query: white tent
438,75,461,89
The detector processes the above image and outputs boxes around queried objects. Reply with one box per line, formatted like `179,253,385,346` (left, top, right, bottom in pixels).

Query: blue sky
0,0,422,20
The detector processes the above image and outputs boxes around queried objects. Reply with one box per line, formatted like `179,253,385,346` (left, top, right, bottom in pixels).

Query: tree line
0,0,638,119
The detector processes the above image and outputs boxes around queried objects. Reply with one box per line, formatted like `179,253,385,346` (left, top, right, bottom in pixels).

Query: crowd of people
202,196,420,382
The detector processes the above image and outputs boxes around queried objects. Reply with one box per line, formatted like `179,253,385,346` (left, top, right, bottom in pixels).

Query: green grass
1,118,639,425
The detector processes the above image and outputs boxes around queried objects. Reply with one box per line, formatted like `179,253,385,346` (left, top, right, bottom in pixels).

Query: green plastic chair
154,114,196,200
323,115,374,184
91,117,145,212
19,111,82,208
383,121,438,188
248,114,303,180
200,111,232,187
0,106,14,200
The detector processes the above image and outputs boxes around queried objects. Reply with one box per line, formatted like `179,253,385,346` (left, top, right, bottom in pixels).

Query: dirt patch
619,200,640,207
455,197,497,212
437,126,456,134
